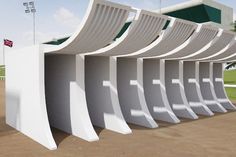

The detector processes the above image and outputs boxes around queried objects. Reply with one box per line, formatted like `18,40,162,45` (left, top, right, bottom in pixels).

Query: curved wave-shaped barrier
6,46,57,150
117,58,158,128
6,0,133,149
212,63,236,110
198,62,227,113
165,60,198,119
143,59,180,123
186,30,235,61
84,10,168,129
183,61,214,116
166,25,219,60
115,18,200,122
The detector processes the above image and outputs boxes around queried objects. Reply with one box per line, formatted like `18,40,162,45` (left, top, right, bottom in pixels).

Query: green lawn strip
225,88,236,101
224,69,236,85
0,67,5,77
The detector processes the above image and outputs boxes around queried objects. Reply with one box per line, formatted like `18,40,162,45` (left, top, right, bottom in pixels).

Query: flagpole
160,0,162,14
2,43,5,65
33,10,36,45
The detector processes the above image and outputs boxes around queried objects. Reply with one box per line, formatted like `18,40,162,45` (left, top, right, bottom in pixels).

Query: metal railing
225,84,236,88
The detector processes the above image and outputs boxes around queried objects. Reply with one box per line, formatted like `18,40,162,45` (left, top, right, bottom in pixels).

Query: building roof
157,0,229,14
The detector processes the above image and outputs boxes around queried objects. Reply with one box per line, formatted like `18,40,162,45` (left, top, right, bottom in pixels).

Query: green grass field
224,69,236,101
0,66,4,77
225,88,236,101
224,69,236,85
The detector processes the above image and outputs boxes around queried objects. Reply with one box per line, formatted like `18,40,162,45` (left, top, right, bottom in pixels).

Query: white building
158,0,233,30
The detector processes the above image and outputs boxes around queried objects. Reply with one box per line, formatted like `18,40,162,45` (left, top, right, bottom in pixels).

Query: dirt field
0,81,236,157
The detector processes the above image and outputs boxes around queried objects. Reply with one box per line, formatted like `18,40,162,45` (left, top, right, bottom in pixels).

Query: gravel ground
0,81,236,157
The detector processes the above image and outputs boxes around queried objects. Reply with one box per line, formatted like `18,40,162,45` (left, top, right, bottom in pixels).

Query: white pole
2,44,5,65
160,0,162,14
33,11,36,45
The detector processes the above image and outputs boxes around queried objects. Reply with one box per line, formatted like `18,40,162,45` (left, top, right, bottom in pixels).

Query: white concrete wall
85,56,131,134
5,45,57,150
117,58,158,128
45,54,99,142
160,0,233,30
143,59,180,123
203,0,233,30
213,63,236,110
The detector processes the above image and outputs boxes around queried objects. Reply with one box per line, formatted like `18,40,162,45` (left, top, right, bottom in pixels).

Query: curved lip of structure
43,0,132,54
116,17,198,58
82,9,170,56
159,24,219,60
201,36,236,62
176,28,223,60
183,29,236,61
213,40,236,62
41,0,234,61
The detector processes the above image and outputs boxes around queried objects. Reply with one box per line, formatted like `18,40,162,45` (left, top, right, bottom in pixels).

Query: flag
4,39,13,48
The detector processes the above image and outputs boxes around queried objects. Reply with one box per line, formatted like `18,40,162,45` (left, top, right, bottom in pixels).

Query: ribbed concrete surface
0,81,236,157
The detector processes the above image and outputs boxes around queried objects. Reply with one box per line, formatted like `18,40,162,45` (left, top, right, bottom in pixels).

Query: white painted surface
45,54,99,141
85,56,131,134
117,58,158,128
5,45,57,150
143,59,180,123
198,62,227,112
158,0,233,30
183,61,214,116
165,60,198,119
213,63,236,110
44,0,131,54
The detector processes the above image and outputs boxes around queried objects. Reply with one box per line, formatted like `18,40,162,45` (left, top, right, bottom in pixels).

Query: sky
0,0,236,53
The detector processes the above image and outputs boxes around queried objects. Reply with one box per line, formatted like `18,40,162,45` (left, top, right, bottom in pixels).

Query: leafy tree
225,62,236,70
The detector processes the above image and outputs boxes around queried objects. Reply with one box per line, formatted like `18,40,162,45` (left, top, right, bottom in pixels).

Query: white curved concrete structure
198,62,227,112
185,30,235,60
5,0,236,150
164,25,218,59
164,60,198,119
145,24,219,117
189,34,236,112
44,0,133,137
213,63,236,110
143,59,180,123
84,10,168,128
179,30,235,114
224,55,236,62
116,58,159,127
158,25,219,117
118,19,200,120
45,0,131,54
183,61,214,116
124,23,219,118
6,0,132,149
6,46,57,150
206,38,236,61
125,18,198,58
115,18,198,122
